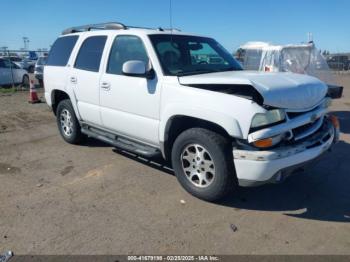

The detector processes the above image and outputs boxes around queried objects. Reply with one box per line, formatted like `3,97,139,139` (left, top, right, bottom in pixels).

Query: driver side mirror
122,60,155,79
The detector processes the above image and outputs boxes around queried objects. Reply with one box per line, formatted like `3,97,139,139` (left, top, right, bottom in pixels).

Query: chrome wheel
60,109,73,137
181,144,215,188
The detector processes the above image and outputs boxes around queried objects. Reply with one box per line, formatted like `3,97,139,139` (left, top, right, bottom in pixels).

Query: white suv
44,22,340,201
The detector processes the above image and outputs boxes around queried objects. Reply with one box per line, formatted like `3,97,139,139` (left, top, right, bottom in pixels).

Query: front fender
159,103,243,142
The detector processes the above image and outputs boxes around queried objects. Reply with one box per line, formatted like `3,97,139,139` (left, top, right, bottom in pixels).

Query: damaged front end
233,97,340,186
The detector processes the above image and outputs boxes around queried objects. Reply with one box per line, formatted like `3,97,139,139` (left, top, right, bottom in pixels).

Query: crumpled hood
178,71,328,110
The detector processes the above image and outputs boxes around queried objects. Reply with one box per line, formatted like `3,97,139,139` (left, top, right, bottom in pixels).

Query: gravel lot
0,74,349,255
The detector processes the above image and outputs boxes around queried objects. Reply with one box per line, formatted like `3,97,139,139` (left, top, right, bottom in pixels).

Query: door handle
70,76,77,84
101,82,111,90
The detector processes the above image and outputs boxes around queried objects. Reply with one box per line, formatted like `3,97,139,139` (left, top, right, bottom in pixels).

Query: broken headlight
251,109,286,129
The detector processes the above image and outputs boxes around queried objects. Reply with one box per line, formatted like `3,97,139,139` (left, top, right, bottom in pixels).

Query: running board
81,126,161,158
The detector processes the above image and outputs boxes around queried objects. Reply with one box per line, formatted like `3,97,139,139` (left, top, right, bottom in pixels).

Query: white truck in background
44,22,340,201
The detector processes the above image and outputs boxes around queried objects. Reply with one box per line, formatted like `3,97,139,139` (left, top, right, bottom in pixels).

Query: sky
0,0,349,53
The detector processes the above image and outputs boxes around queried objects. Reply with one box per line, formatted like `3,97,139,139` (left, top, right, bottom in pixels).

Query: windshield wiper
176,69,219,76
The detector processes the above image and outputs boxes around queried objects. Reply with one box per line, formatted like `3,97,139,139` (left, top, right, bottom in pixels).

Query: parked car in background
1,56,23,68
0,58,29,87
34,56,47,86
19,58,36,73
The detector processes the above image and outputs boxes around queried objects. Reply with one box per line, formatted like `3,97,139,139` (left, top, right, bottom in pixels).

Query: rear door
69,35,107,126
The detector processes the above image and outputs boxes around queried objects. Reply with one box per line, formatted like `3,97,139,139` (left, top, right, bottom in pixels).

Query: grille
291,117,323,141
287,109,313,119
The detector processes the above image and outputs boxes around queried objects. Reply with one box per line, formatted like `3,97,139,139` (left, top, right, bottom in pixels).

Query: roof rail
61,22,182,35
62,22,126,35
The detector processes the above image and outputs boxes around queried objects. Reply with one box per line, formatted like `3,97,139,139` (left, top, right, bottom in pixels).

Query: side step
81,126,161,158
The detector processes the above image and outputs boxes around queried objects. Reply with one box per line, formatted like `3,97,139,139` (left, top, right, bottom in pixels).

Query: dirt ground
0,74,349,255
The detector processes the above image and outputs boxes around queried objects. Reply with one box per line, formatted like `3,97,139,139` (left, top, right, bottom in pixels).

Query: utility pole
1,46,8,56
22,37,29,50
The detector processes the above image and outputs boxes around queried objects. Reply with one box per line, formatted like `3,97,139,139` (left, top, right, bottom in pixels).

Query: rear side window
46,35,79,66
74,36,107,72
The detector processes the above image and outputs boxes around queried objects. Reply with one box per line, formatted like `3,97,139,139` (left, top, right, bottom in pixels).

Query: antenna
307,32,313,43
169,0,173,31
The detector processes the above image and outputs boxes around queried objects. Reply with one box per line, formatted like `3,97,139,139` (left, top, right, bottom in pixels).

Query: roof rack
62,22,126,35
62,22,181,35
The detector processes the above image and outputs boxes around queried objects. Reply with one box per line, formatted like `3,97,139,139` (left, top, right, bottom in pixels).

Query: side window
46,35,79,66
74,36,107,72
107,35,149,75
0,59,6,68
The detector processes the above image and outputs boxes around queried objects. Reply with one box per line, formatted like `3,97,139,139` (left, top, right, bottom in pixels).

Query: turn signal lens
253,138,273,148
329,115,340,129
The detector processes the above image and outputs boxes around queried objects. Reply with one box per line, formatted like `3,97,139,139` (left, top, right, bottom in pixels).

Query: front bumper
233,118,337,186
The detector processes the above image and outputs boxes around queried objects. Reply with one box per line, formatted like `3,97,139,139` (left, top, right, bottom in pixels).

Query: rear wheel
171,128,237,201
56,99,84,144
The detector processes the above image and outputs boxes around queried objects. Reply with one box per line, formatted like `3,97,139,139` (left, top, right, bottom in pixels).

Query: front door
99,35,160,146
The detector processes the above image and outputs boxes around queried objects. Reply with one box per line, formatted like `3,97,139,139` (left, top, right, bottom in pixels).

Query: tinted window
46,35,78,66
74,36,107,72
107,35,149,75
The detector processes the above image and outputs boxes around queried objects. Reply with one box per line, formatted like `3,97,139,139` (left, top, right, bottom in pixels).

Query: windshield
149,34,242,76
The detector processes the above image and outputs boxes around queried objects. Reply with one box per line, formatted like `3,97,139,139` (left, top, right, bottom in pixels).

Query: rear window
46,35,79,66
74,36,107,72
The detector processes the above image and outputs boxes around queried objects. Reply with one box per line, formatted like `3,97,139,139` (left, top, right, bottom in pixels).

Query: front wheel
171,128,237,202
56,99,84,144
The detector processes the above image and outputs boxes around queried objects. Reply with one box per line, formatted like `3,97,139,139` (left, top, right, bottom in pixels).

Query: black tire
56,99,84,144
22,75,29,88
171,128,237,202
